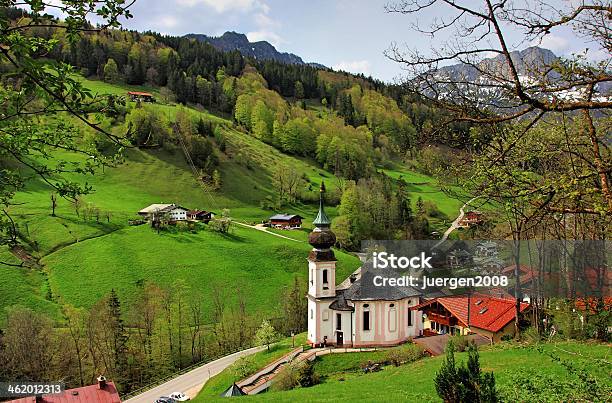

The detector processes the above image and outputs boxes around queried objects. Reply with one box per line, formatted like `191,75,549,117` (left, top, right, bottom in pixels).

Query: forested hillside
0,5,473,394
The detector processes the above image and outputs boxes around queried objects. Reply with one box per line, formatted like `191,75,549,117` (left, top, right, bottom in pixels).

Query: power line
173,122,218,211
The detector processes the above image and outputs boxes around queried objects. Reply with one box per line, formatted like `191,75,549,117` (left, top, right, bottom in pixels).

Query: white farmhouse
138,203,189,222
307,184,423,347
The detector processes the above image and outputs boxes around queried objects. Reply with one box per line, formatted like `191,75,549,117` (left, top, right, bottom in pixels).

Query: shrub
271,361,300,391
449,334,469,352
232,356,255,379
296,359,319,387
386,344,426,367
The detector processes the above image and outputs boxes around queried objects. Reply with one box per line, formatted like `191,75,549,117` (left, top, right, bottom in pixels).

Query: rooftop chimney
97,375,107,389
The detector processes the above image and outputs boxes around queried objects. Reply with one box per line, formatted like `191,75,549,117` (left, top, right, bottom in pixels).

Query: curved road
123,346,264,403
434,196,481,248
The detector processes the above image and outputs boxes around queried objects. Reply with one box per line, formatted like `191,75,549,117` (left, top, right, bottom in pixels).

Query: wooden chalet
412,295,530,342
187,209,214,222
269,214,303,229
458,210,484,227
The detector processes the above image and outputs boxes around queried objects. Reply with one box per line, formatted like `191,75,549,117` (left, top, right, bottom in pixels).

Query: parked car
154,397,176,403
169,392,190,401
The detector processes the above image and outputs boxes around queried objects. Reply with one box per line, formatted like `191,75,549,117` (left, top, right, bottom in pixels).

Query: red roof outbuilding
127,91,153,97
8,381,121,403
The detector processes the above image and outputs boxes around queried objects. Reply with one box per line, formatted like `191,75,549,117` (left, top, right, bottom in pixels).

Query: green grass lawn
0,249,61,326
380,165,466,220
42,224,359,321
195,333,308,400
218,341,609,402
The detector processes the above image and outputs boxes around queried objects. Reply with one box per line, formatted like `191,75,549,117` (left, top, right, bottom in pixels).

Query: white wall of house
168,208,188,221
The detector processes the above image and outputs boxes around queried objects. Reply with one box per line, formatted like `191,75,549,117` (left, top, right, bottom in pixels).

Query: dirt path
234,221,303,242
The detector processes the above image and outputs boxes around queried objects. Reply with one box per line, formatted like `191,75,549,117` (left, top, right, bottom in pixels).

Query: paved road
124,346,264,403
434,196,481,248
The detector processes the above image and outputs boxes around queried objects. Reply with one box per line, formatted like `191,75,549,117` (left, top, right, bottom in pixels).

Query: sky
84,0,606,82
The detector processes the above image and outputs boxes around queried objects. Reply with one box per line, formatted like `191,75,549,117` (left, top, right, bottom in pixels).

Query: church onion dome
308,182,337,257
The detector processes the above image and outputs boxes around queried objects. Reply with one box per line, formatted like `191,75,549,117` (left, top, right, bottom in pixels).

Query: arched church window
389,304,397,332
363,304,370,331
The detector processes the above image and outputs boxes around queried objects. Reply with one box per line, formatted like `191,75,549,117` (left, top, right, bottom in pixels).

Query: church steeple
308,181,336,259
313,182,331,228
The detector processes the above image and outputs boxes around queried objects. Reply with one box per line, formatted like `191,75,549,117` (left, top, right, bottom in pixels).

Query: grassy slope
197,341,609,402
42,224,358,320
0,249,60,326
1,77,461,324
381,165,465,219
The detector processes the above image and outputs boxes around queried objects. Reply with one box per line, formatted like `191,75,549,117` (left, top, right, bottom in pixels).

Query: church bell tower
307,182,337,346
307,182,337,298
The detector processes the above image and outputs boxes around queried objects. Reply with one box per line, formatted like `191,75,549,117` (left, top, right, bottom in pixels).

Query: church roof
343,266,422,301
329,292,354,311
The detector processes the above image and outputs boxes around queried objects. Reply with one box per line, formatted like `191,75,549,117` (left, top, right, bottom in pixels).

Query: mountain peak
217,31,249,43
184,31,319,67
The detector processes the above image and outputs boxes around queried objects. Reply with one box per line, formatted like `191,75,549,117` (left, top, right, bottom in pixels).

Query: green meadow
42,224,358,320
194,341,610,402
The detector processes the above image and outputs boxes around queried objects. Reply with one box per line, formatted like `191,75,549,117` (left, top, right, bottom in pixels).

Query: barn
269,214,303,229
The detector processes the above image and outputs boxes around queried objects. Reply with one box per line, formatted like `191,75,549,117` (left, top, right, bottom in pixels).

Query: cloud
532,34,569,53
176,0,256,13
155,16,179,29
247,30,283,47
247,6,284,47
333,60,371,75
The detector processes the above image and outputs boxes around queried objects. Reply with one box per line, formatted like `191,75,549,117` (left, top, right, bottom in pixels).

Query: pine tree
282,277,307,334
294,80,305,99
435,341,499,403
107,289,128,380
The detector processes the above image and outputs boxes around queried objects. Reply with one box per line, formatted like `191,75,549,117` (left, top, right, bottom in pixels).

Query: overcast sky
100,0,604,82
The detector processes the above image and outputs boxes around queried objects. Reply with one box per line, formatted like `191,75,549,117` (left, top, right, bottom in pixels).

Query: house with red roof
8,376,121,403
412,294,530,342
127,91,155,102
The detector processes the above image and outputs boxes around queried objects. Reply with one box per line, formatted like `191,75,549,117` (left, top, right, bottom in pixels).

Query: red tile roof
8,381,121,403
127,91,153,97
575,297,612,313
414,295,530,333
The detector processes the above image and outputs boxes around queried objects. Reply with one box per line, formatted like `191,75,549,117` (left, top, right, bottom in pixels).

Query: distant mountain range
428,46,610,102
185,31,325,68
437,47,558,82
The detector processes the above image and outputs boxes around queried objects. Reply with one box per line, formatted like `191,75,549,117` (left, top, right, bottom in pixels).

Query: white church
307,184,423,347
